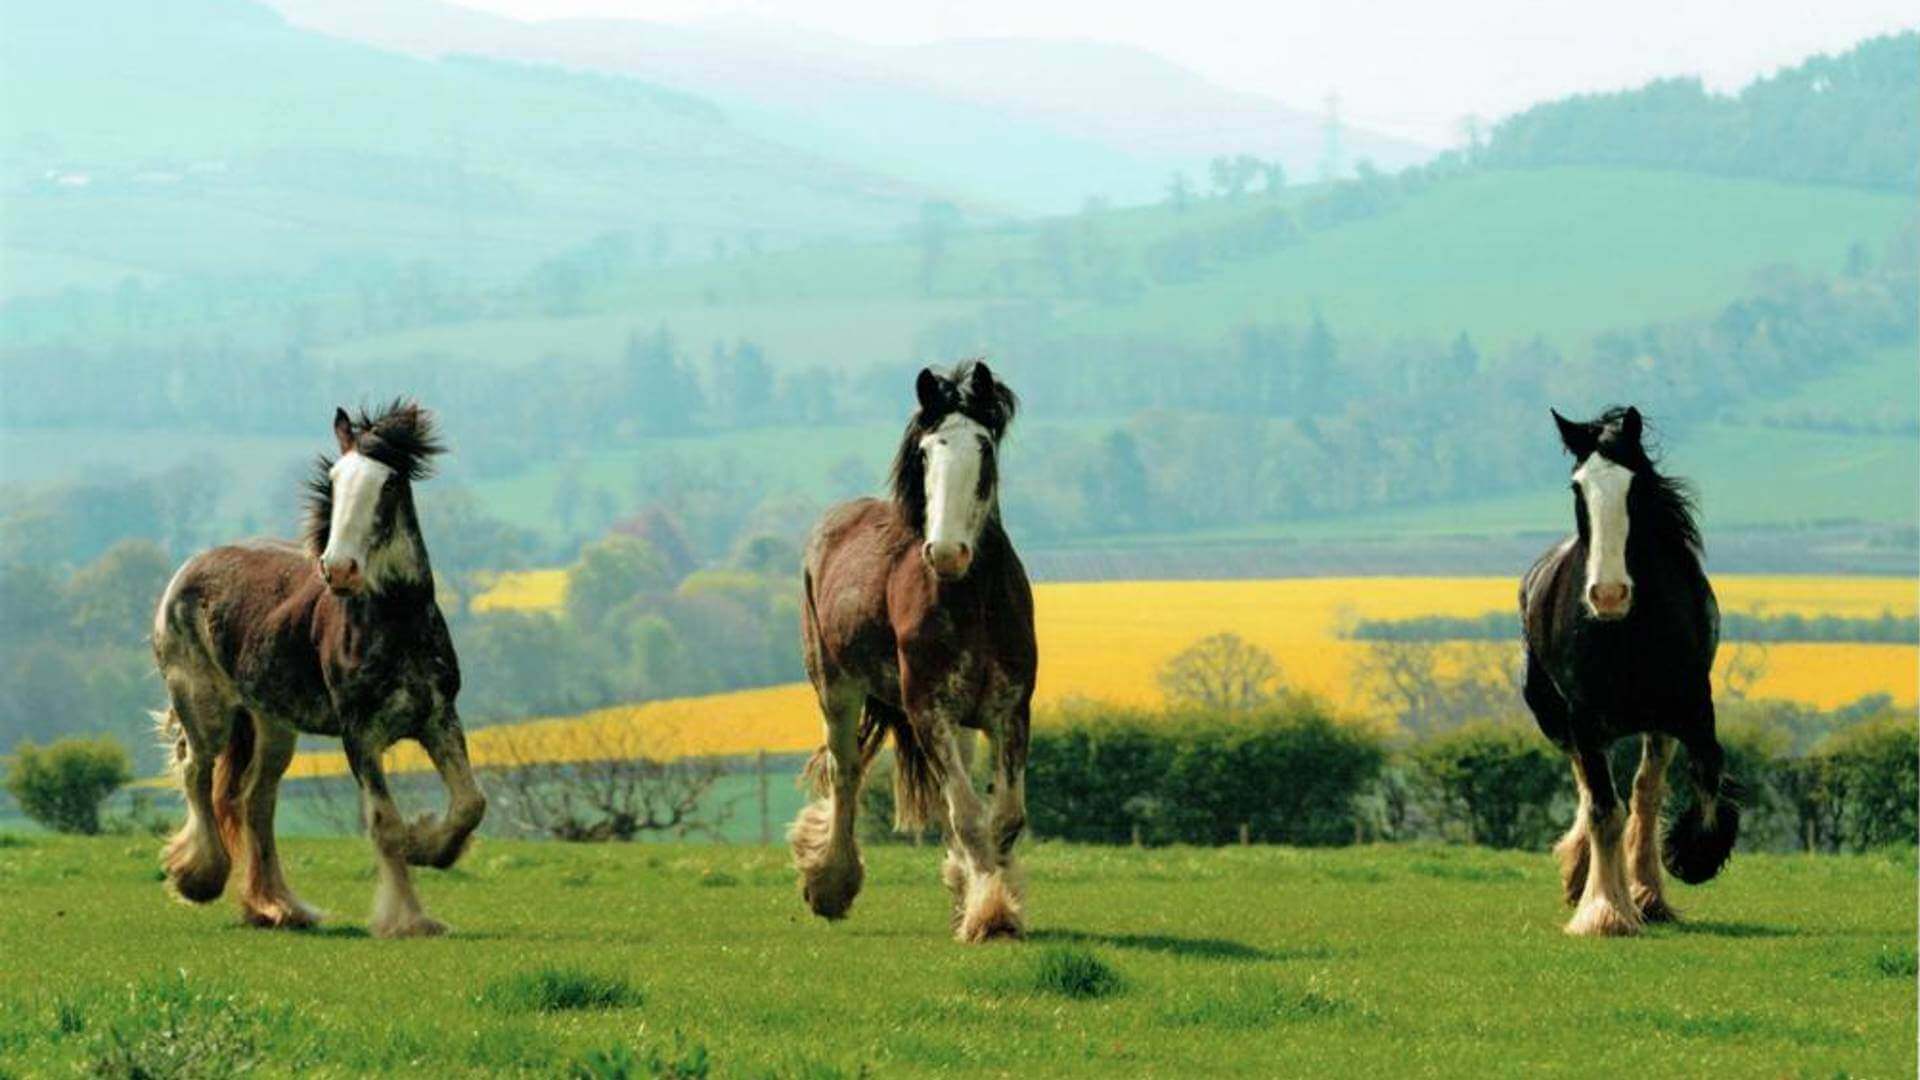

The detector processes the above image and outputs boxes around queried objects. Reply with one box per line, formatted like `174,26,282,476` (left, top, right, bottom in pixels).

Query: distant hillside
316,167,1912,374
263,0,1431,212
0,0,931,294
1483,31,1919,191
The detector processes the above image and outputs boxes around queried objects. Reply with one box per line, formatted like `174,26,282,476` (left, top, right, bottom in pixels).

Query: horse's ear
1617,406,1643,446
333,407,355,454
915,368,948,414
967,361,996,398
1551,409,1595,458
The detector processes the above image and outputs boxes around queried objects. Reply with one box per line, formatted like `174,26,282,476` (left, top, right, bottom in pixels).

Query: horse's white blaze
320,451,393,578
921,414,992,568
1574,455,1634,615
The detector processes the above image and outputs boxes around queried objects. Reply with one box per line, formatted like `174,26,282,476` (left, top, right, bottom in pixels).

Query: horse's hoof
372,914,448,939
1565,898,1642,938
1635,894,1680,924
956,874,1025,943
166,862,230,905
243,900,323,930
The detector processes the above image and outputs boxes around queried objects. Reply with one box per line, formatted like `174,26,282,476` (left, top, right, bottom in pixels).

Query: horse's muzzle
1586,581,1632,620
320,557,365,596
923,540,973,581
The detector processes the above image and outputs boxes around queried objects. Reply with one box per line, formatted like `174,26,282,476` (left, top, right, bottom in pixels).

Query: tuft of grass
0,834,31,848
1027,946,1124,1001
478,969,642,1014
1162,979,1353,1029
1407,859,1524,883
1873,945,1917,979
569,1033,711,1079
697,870,740,888
83,970,290,1079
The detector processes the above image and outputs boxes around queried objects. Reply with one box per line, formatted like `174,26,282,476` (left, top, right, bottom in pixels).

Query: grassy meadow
0,836,1911,1077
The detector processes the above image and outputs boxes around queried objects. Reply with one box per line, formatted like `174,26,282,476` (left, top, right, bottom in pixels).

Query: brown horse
791,360,1037,942
152,401,485,937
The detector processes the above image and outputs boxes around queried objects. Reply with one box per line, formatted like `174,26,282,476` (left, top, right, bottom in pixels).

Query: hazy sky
441,0,1915,144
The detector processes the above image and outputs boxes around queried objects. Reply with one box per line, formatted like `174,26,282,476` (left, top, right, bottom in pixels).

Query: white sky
442,0,1916,145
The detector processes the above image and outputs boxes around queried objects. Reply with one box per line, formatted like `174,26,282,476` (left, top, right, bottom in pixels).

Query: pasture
0,837,1911,1076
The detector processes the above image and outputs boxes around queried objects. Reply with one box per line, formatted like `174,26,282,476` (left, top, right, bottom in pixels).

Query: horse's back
802,499,909,685
154,539,316,675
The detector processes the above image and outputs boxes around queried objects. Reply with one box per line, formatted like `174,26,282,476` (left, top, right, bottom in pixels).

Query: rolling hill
318,166,1913,374
263,0,1431,213
0,0,933,295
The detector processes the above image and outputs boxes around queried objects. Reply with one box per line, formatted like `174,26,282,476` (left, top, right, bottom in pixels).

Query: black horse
1520,406,1738,936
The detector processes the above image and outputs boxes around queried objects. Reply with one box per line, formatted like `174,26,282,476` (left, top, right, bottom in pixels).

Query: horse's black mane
1586,406,1702,555
888,360,1018,531
303,400,443,555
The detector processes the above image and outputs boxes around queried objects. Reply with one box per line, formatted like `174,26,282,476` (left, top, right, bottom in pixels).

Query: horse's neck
369,501,435,596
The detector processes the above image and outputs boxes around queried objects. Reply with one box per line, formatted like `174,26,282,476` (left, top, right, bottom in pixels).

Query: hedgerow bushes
1025,698,1388,846
892,696,1915,853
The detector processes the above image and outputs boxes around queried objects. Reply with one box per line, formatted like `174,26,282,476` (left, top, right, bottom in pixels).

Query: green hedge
1026,698,1387,846
848,700,1912,854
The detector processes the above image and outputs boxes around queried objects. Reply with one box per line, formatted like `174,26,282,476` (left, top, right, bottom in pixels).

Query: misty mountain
263,0,1432,212
0,0,933,293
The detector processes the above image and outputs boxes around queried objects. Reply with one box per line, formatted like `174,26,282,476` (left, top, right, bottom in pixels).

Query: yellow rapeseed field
287,573,1914,776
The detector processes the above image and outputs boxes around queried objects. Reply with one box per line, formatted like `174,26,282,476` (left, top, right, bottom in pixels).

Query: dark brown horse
1521,406,1738,937
791,360,1037,942
152,401,485,936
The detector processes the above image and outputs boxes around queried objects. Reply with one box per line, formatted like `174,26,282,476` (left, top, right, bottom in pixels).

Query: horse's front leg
1565,742,1641,938
985,697,1030,872
925,711,1023,943
400,713,488,869
1625,733,1678,922
343,731,446,938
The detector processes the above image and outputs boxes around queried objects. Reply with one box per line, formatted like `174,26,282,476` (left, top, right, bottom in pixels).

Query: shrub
1026,698,1385,846
1409,722,1566,849
1818,716,1917,850
1159,705,1388,845
5,736,132,835
1025,706,1178,844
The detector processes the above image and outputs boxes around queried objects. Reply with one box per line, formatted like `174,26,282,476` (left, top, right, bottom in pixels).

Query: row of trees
1481,32,1918,191
1347,609,1920,644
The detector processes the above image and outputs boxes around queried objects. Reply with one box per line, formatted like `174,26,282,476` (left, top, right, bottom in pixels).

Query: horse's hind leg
235,717,321,929
1565,745,1642,937
1525,656,1589,904
159,678,235,904
1625,733,1678,922
789,682,865,920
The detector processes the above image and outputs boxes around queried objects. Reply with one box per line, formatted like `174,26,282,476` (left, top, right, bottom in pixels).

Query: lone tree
1158,633,1282,711
5,736,132,835
478,725,734,842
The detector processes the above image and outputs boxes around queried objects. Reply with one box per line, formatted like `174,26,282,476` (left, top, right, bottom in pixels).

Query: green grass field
2,837,1912,1077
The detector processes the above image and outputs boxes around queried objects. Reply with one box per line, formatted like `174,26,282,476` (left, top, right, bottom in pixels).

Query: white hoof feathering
1565,897,1642,938
957,869,1024,943
790,799,862,919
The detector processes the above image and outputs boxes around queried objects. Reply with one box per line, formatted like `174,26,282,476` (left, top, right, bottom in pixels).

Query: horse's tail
864,699,942,831
798,698,941,830
152,709,187,779
209,717,255,858
1664,735,1742,884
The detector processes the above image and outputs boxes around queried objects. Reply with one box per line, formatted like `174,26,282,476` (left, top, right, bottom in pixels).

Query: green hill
0,0,929,293
319,167,1909,374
